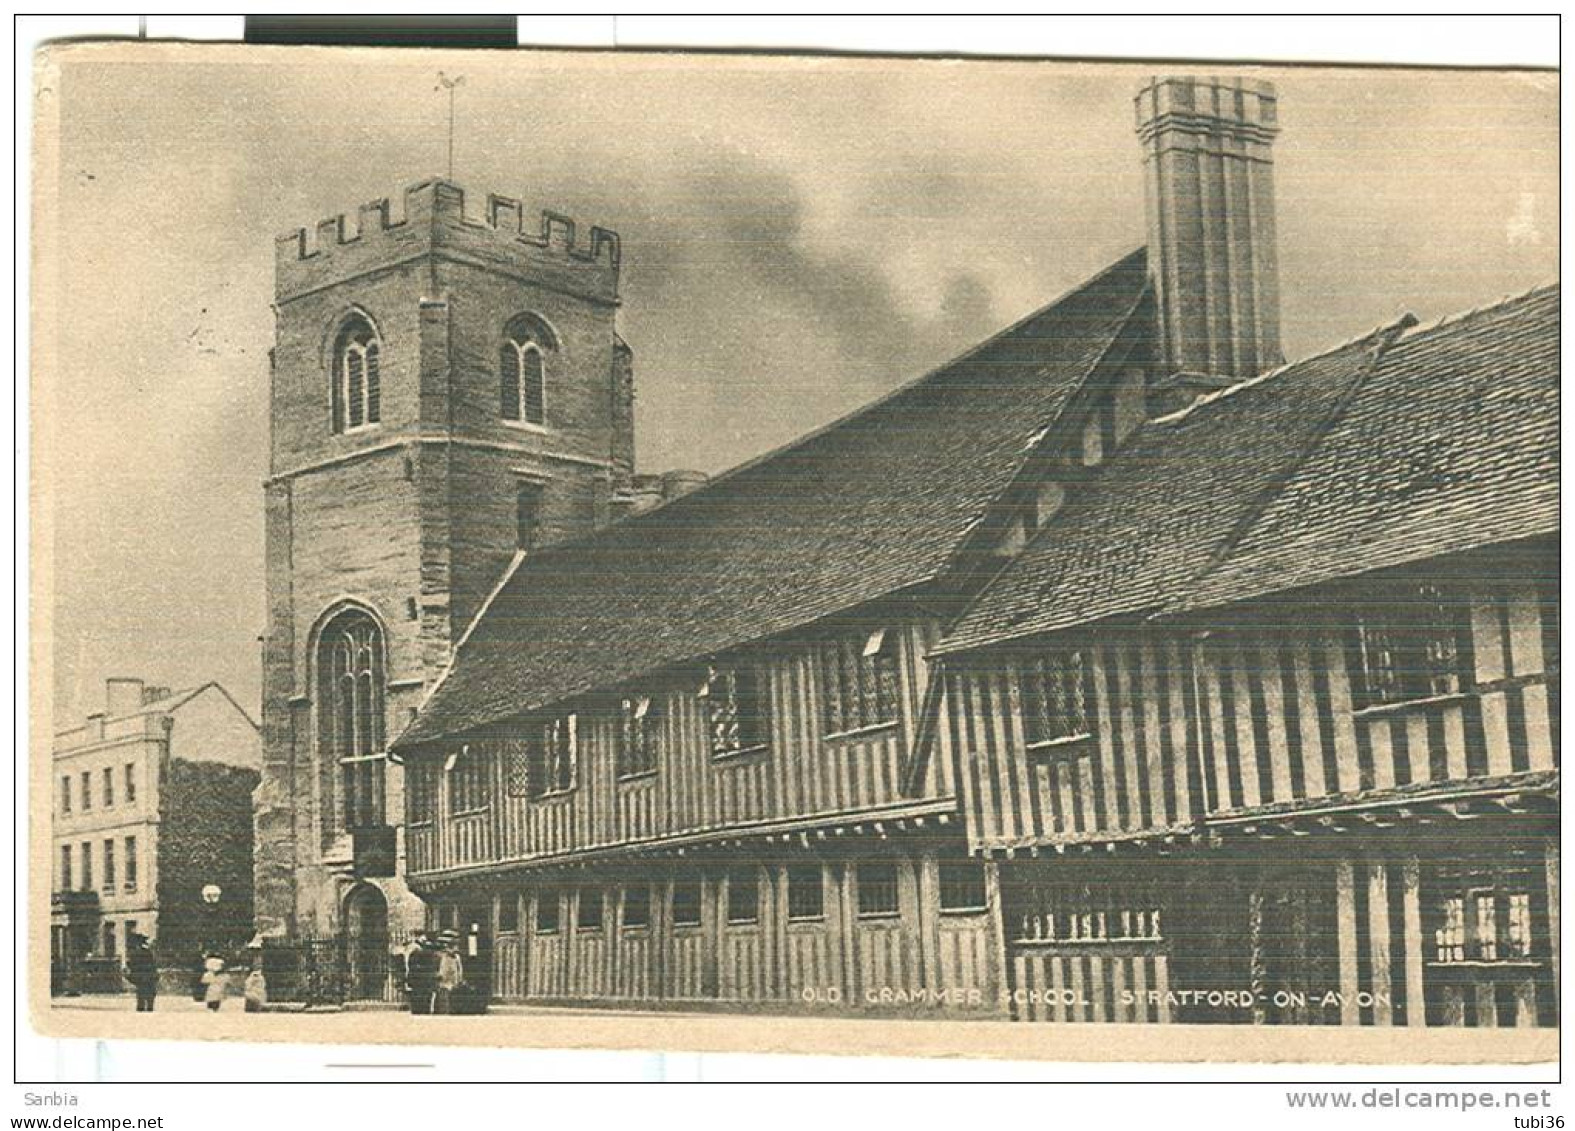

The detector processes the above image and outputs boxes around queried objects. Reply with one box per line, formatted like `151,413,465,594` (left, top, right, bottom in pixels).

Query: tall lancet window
500,314,554,426
332,315,381,433
318,608,387,832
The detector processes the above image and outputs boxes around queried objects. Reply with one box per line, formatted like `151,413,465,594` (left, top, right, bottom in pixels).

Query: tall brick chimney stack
1136,76,1283,406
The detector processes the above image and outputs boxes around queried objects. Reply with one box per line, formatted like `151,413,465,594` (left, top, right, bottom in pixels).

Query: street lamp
192,882,224,1001
200,883,223,953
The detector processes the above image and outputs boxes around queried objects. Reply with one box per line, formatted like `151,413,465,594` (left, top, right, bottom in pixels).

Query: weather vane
435,72,466,180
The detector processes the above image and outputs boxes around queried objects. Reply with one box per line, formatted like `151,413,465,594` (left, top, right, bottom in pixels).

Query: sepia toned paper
30,40,1558,1066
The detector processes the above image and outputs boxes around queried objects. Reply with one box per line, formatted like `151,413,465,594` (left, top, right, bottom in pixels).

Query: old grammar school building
254,76,1559,1027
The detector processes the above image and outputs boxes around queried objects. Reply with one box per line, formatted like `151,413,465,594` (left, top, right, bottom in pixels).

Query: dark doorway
344,884,391,1000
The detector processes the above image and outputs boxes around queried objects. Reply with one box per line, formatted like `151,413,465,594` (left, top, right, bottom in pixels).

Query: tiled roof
936,332,1378,654
396,250,1151,747
937,283,1559,655
1171,284,1558,613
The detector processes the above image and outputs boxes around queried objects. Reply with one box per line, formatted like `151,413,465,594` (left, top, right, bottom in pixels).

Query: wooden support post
1546,838,1561,1014
1247,886,1268,1025
1401,857,1426,1027
983,859,1010,1017
1367,862,1393,1026
1335,858,1361,1026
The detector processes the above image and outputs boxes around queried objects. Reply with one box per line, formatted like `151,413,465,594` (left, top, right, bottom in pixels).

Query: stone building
253,181,705,949
259,75,1558,1024
51,678,260,992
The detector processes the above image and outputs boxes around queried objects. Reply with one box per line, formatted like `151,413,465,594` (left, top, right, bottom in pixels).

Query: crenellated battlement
275,179,620,303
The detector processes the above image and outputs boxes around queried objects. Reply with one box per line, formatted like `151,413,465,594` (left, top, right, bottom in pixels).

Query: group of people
118,928,472,1015
196,951,268,1012
118,934,267,1013
403,929,472,1015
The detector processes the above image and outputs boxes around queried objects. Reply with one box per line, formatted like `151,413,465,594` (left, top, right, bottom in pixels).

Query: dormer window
331,315,381,434
500,314,555,427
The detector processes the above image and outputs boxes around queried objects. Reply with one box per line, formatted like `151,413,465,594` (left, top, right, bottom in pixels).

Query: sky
38,46,1557,725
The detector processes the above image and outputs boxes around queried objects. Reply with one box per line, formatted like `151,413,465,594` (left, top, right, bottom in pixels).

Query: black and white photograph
20,16,1560,1094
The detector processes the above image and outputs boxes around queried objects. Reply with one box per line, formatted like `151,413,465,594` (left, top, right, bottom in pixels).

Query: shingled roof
1173,283,1559,614
935,329,1381,655
396,249,1151,748
936,283,1559,657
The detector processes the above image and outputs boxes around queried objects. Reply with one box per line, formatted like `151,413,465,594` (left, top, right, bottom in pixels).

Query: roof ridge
468,248,1150,572
1395,278,1559,344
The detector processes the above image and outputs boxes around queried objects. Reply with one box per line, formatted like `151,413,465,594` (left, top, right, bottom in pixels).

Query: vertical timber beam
1335,857,1361,1026
1401,856,1426,1027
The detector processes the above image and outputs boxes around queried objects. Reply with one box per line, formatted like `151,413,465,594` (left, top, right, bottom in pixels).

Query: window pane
535,890,560,933
522,349,546,425
577,889,604,930
939,862,988,913
364,342,381,424
497,895,519,933
857,863,900,918
622,886,650,928
672,881,702,927
346,349,365,428
500,343,521,420
787,864,824,921
727,870,759,924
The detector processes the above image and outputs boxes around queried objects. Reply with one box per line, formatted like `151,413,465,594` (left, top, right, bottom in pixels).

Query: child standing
201,954,229,1011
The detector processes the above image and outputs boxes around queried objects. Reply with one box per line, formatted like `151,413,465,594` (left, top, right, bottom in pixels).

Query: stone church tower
253,180,633,939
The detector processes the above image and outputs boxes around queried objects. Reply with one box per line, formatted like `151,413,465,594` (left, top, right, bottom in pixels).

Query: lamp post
200,883,222,952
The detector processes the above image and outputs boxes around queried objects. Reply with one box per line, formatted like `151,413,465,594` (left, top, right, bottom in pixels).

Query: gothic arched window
331,315,381,434
317,608,387,832
500,314,555,427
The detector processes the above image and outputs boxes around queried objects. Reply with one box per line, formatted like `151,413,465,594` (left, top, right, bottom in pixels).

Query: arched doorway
343,884,391,1001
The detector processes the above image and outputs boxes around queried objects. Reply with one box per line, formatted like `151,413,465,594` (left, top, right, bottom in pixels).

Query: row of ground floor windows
414,832,1554,1026
493,862,991,934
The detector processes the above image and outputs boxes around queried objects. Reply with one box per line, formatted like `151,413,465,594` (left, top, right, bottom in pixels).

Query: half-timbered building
930,284,1558,1027
262,72,1556,1023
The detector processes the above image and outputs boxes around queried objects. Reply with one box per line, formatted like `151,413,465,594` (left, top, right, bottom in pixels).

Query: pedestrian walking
124,933,159,1012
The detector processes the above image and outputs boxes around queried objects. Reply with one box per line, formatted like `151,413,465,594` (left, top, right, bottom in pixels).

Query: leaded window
1020,649,1089,746
332,315,381,433
726,869,759,924
1431,865,1538,964
408,757,439,824
622,886,651,929
616,695,662,778
787,864,824,922
1348,583,1464,709
672,880,702,927
939,862,988,913
705,663,766,757
526,714,577,797
500,314,552,426
821,628,900,736
318,609,387,831
856,862,900,919
448,746,489,815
